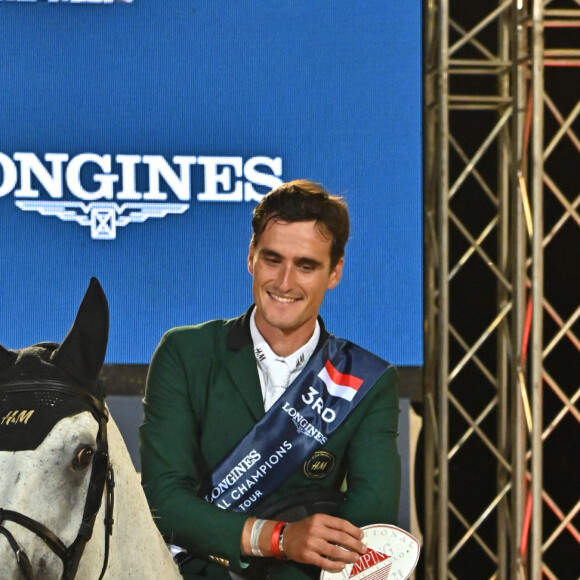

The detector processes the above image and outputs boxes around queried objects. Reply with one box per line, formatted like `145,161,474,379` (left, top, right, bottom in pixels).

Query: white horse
0,279,181,579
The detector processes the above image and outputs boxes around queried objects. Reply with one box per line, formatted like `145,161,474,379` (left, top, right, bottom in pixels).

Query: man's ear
248,243,255,275
327,257,344,290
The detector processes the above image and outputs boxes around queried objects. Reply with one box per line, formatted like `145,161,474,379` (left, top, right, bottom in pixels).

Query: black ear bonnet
0,278,109,451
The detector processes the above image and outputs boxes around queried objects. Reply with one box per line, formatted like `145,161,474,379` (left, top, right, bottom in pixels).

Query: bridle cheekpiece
0,379,115,580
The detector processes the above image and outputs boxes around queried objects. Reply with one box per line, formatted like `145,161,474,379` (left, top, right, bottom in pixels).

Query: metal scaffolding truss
423,0,579,578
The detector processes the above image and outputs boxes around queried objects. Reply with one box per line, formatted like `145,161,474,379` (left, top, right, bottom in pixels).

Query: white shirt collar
250,309,320,409
250,309,320,373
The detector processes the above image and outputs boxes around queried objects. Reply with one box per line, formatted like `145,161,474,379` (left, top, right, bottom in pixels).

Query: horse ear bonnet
0,278,109,451
51,277,109,386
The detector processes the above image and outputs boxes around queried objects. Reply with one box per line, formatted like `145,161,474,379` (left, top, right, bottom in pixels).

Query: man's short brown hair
251,179,350,269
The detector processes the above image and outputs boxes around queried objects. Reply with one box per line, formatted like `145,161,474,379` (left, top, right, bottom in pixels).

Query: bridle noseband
0,381,115,580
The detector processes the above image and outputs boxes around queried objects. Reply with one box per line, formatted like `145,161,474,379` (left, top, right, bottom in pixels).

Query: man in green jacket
140,180,400,579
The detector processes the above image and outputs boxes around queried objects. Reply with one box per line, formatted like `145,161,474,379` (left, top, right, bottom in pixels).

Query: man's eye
298,262,317,271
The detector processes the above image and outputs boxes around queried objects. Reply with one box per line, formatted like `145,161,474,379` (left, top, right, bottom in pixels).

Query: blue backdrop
0,0,422,366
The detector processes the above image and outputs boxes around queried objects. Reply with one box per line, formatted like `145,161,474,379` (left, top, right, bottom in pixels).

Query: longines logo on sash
0,152,283,239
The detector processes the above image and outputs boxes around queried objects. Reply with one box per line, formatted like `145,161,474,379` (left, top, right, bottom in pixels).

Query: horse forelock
0,343,102,395
1,343,65,383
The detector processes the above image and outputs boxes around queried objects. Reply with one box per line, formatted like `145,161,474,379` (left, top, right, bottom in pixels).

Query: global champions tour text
205,443,292,511
204,402,330,511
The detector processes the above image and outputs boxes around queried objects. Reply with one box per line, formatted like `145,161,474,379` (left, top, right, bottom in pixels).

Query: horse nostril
38,556,47,568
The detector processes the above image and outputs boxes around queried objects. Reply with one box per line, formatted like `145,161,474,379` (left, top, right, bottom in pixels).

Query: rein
0,381,115,580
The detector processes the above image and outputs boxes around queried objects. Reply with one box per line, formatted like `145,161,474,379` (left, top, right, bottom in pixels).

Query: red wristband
270,521,287,560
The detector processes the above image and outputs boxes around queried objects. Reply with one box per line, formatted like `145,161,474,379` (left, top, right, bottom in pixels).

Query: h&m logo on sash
303,450,336,480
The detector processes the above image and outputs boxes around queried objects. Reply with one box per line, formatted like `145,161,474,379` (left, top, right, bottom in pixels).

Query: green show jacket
140,308,401,580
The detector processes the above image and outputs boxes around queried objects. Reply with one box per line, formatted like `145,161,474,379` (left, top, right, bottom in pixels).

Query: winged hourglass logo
15,201,189,240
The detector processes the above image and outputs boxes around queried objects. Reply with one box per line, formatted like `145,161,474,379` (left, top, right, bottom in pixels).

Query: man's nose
275,264,294,291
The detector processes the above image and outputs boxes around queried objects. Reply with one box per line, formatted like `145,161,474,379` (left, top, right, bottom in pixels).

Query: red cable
521,296,533,366
521,491,533,555
519,294,533,557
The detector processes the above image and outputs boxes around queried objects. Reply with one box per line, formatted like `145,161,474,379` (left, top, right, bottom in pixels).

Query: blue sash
198,335,391,513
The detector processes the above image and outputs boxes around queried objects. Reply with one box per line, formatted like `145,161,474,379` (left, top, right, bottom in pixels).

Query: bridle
0,381,115,580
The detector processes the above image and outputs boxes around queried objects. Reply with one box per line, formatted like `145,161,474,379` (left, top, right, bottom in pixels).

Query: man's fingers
305,513,367,556
317,513,364,538
282,514,367,569
323,529,367,556
322,541,363,563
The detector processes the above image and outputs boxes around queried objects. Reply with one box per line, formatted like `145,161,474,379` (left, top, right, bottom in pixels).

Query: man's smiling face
248,219,343,354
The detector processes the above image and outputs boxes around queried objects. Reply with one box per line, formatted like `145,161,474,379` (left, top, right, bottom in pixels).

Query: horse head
0,278,111,580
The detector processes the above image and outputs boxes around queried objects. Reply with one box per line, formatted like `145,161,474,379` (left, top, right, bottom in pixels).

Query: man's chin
260,312,304,334
264,318,299,333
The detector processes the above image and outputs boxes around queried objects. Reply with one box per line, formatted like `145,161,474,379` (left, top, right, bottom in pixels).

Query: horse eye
72,446,95,471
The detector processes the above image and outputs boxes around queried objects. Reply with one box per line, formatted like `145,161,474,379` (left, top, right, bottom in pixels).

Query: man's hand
241,514,367,572
282,514,366,572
